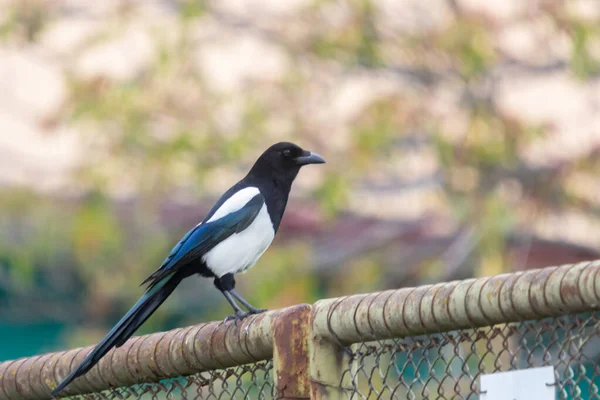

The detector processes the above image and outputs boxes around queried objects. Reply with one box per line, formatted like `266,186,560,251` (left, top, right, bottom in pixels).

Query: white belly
202,204,275,277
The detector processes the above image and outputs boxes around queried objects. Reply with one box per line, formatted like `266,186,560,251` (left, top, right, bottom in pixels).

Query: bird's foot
224,311,250,323
247,307,267,315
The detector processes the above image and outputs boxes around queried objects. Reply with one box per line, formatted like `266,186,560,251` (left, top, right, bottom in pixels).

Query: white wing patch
207,186,261,223
202,204,275,277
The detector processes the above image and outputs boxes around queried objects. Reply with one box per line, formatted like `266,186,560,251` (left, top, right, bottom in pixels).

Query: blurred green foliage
439,19,496,80
0,0,47,42
570,21,600,79
0,0,598,356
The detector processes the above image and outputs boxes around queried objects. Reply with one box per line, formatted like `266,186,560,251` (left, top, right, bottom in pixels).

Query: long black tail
51,273,181,397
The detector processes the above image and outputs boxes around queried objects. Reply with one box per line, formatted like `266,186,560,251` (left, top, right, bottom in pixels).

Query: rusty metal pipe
2,261,600,399
308,261,600,398
0,306,305,399
273,304,311,399
311,260,600,346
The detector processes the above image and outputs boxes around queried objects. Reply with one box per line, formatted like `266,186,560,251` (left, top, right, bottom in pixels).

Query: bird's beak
295,151,326,165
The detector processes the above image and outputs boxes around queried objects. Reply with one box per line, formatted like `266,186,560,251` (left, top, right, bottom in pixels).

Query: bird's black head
248,142,325,183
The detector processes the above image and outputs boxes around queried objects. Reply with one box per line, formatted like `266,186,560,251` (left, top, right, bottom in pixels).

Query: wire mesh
65,360,274,400
340,312,600,400
60,313,600,399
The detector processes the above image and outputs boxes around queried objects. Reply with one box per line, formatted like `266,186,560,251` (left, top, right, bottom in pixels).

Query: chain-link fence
63,313,600,400
2,261,600,399
340,312,600,399
70,361,275,400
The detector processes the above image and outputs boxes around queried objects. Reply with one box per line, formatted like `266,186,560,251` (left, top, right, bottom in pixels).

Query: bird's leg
230,289,267,314
215,274,250,322
222,291,250,322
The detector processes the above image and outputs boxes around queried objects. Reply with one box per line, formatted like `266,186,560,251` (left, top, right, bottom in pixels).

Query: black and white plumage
51,142,325,397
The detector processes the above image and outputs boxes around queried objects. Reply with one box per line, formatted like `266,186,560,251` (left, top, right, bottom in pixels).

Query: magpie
51,142,325,396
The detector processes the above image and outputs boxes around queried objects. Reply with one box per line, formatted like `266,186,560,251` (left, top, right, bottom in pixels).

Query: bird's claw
248,308,267,315
224,311,250,324
223,308,266,325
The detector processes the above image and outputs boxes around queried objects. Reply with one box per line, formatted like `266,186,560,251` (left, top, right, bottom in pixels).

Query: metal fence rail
1,260,599,399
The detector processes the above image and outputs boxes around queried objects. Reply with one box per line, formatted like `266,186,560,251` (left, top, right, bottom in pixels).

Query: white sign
480,366,556,400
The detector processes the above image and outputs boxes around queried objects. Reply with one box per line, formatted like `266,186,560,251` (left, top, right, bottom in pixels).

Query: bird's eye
282,149,291,157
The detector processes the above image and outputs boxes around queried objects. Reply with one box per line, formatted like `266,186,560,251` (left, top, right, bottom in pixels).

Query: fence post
273,304,312,399
309,298,354,400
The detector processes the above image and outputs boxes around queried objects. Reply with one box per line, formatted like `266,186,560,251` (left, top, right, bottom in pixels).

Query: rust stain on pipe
273,304,311,399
